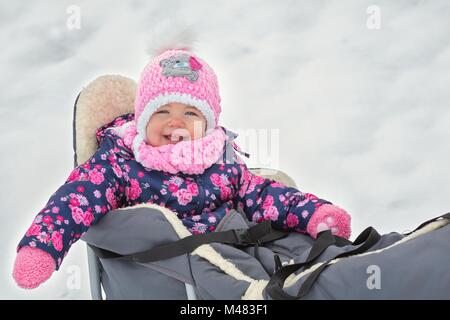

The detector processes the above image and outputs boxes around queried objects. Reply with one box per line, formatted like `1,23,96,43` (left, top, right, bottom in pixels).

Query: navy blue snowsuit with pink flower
18,114,332,269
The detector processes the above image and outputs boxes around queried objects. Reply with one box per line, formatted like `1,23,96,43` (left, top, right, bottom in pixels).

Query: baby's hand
13,247,55,289
306,204,351,239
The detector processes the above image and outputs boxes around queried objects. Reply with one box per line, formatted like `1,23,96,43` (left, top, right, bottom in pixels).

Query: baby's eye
185,111,199,117
156,110,169,114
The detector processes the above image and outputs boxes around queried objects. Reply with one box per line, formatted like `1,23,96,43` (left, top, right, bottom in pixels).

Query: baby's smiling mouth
163,134,185,143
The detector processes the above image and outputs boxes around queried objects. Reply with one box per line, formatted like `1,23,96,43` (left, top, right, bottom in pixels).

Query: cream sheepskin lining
75,75,136,165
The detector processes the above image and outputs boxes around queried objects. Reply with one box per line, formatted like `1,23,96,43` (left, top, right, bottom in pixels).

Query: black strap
266,227,381,300
89,220,288,263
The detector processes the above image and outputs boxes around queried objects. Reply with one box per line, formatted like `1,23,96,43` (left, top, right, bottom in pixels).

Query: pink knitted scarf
113,121,226,175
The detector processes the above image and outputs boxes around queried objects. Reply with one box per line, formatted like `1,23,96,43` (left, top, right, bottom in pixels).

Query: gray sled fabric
81,204,450,300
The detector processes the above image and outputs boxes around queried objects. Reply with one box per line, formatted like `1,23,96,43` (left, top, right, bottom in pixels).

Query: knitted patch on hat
160,53,202,82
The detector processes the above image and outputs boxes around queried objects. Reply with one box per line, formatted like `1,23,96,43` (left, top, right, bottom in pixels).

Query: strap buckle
232,228,254,246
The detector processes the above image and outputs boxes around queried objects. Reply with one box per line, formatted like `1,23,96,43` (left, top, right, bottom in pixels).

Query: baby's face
146,102,207,147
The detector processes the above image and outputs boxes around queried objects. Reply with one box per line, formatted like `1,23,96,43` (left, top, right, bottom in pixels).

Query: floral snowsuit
18,114,332,269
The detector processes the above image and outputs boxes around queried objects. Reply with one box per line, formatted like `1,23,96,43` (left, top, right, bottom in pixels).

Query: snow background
1,0,449,299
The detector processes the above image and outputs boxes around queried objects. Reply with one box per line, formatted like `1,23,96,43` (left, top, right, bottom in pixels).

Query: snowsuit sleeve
17,137,125,270
234,161,332,234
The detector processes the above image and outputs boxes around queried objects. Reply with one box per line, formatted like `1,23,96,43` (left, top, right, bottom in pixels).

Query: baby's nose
168,117,185,128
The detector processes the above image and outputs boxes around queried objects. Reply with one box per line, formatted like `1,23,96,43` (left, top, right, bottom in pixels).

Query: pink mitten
306,204,351,239
13,247,56,289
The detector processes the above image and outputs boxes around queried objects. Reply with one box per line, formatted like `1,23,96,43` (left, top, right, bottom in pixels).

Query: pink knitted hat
134,48,221,140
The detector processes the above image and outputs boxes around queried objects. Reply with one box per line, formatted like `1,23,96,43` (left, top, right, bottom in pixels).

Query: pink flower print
115,118,126,126
239,182,249,197
26,223,42,237
106,188,117,208
246,199,254,207
187,183,199,196
43,216,53,224
262,195,275,210
89,170,105,185
71,207,84,224
208,215,217,224
127,179,142,200
94,205,102,214
76,185,85,193
51,231,63,252
297,198,309,207
191,215,201,222
94,190,102,198
112,164,123,178
252,211,264,223
270,181,286,188
33,215,43,224
286,213,299,228
175,189,193,206
253,175,266,185
138,171,145,178
246,184,256,195
82,210,94,227
37,232,50,244
304,193,318,202
51,206,60,214
210,173,222,187
70,198,80,207
72,194,89,206
67,168,80,182
56,216,64,222
220,174,230,186
220,186,231,200
169,176,183,186
301,210,309,219
192,223,207,235
279,195,286,202
263,206,279,221
168,183,179,193
160,188,167,195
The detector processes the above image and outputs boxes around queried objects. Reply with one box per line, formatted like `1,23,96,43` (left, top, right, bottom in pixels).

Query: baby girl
13,47,351,289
